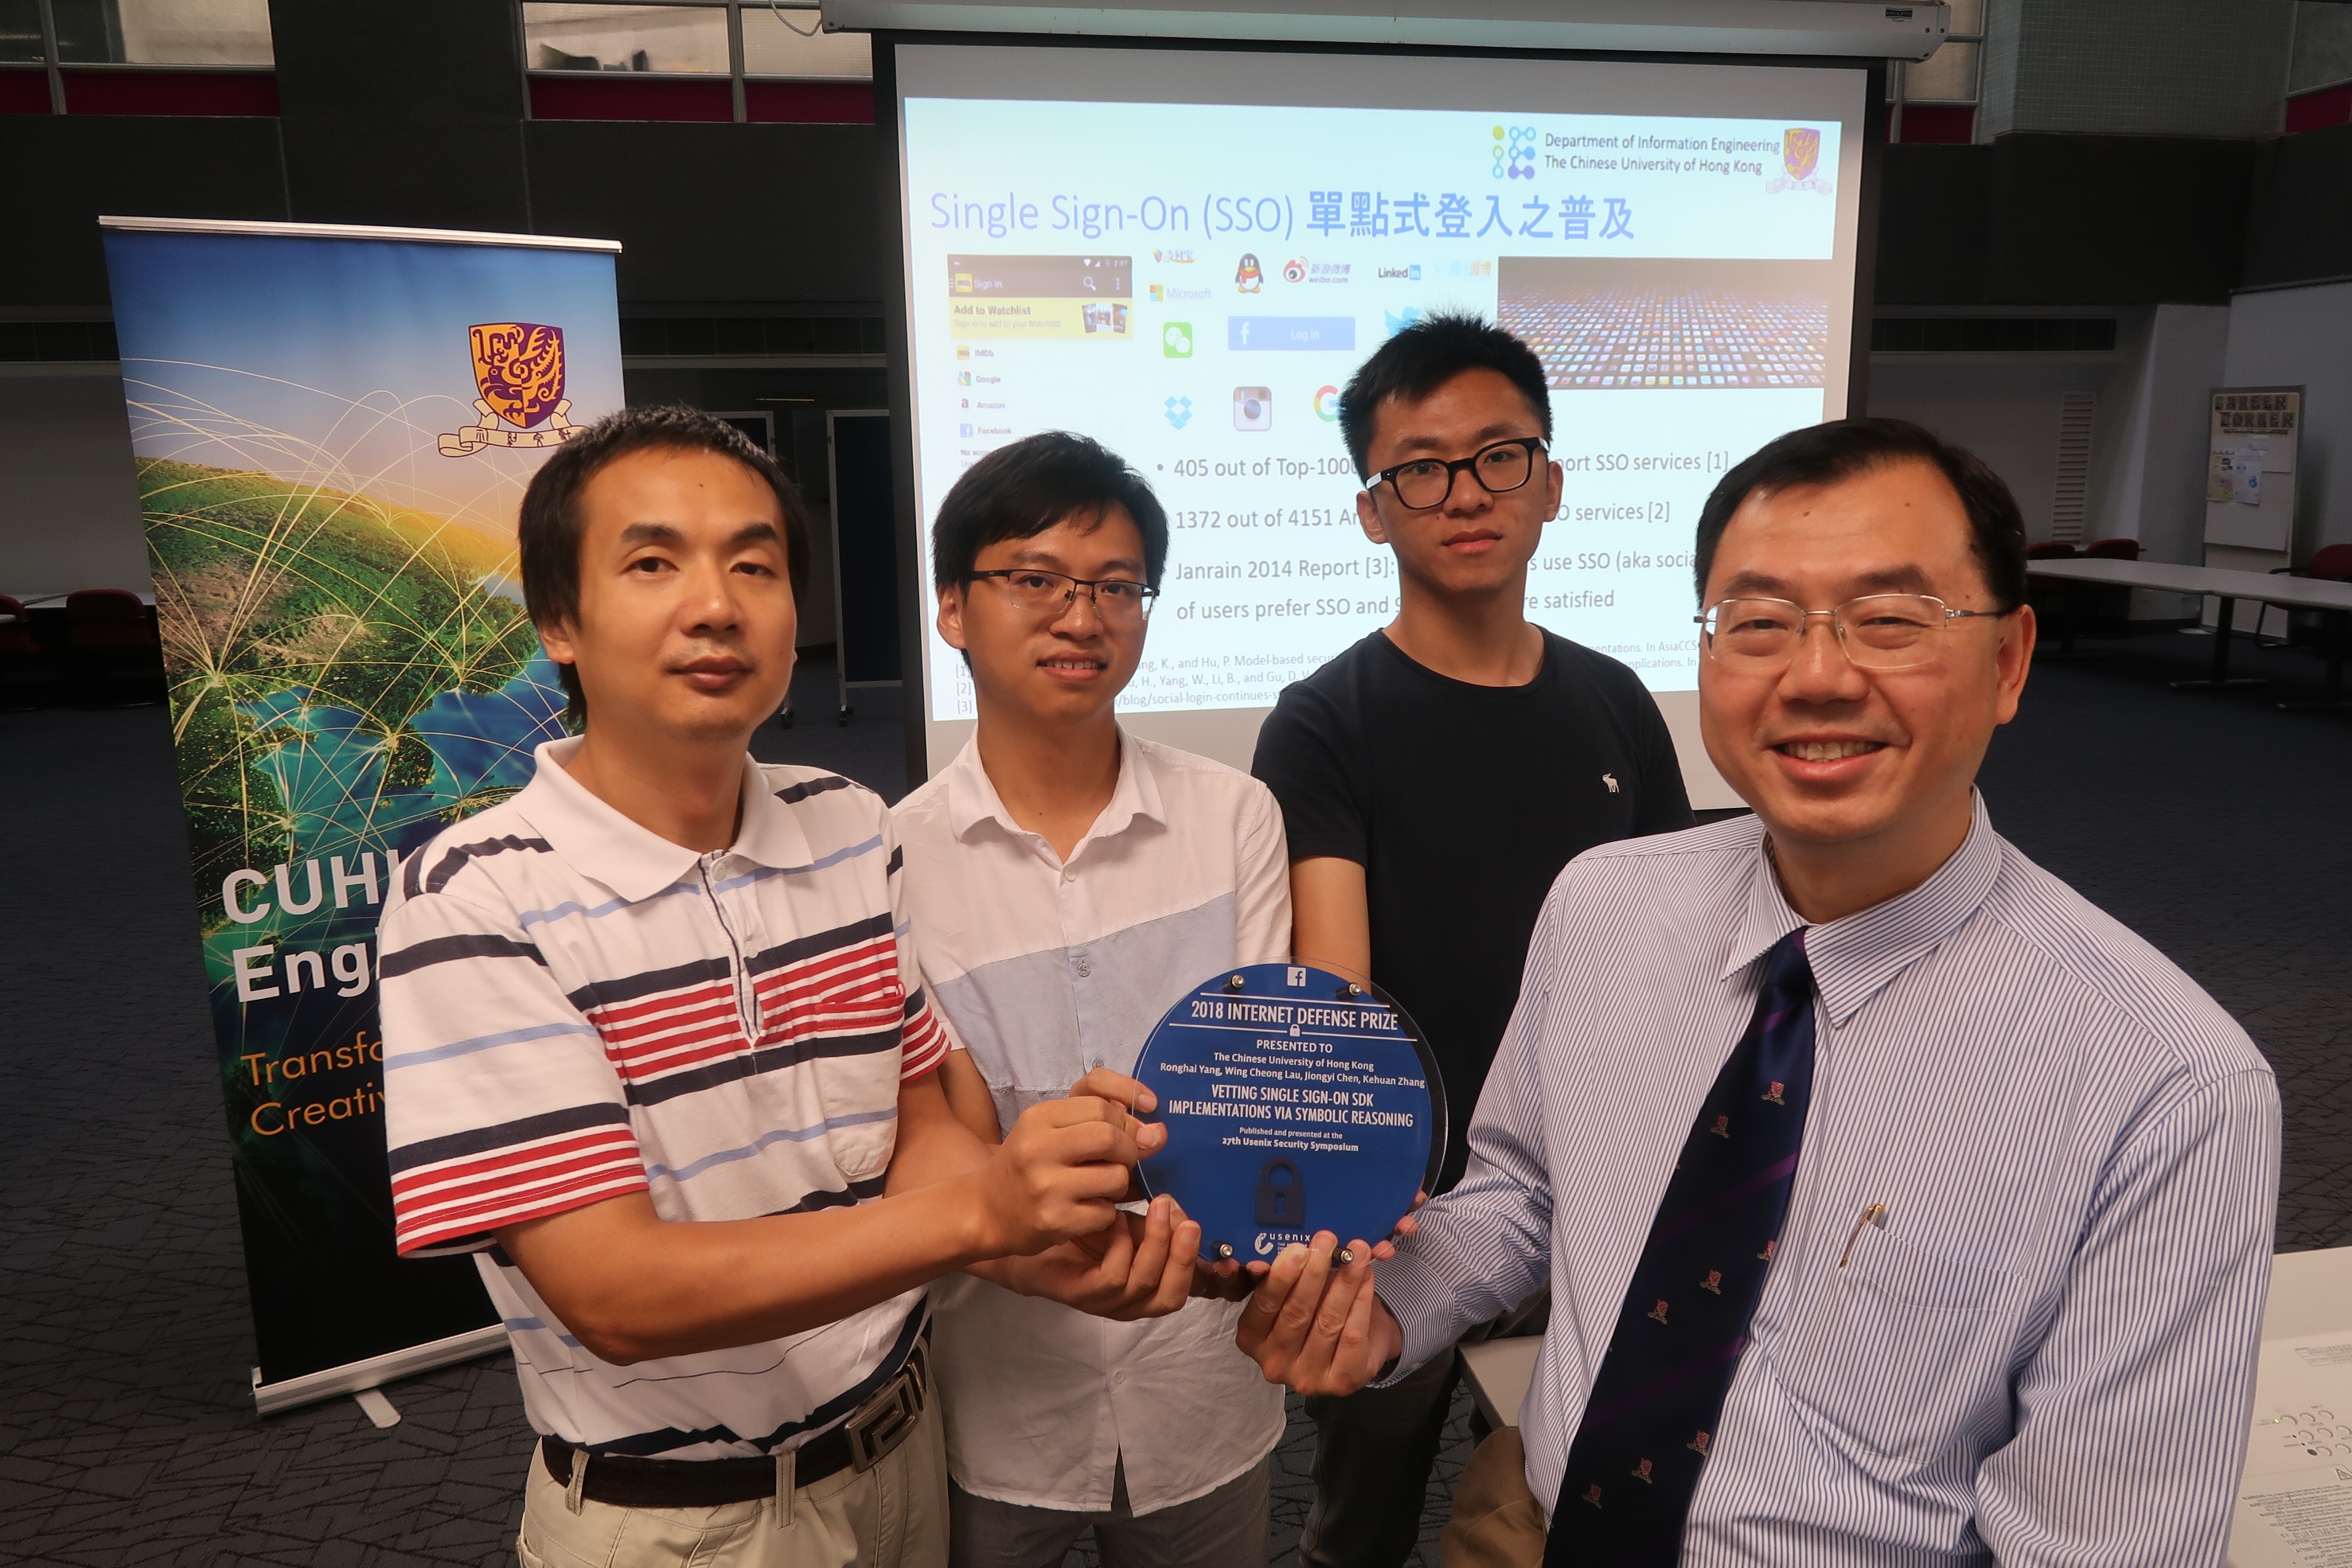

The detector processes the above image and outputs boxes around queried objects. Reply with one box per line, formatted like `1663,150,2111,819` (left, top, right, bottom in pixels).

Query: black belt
540,1337,928,1509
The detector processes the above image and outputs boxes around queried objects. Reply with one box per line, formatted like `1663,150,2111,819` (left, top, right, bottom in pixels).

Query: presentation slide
894,44,1870,779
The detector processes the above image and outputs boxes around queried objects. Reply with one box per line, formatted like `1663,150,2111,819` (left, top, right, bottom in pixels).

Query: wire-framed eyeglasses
1368,437,1547,511
1695,594,2013,673
967,568,1159,622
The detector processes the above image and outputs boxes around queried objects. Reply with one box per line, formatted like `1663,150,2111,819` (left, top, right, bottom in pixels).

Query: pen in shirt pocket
1838,1203,1889,1269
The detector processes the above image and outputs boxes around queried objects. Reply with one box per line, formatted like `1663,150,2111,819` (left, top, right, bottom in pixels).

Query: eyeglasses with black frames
1367,437,1548,511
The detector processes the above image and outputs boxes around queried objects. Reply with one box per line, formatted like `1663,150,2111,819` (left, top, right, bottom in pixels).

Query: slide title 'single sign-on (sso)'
897,45,1867,728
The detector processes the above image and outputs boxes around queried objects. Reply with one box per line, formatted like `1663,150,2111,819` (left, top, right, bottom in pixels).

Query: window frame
517,0,872,124
5,0,279,115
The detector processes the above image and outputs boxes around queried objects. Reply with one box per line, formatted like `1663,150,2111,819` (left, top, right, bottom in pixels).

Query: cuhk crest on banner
438,322,585,455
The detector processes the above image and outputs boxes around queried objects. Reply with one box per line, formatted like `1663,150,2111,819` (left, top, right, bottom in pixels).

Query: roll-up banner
98,217,625,1413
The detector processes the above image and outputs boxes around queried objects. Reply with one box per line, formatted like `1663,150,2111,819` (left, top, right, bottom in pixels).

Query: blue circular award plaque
1133,963,1445,1262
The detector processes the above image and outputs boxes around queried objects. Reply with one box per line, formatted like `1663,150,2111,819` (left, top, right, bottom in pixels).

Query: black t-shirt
1251,629,1694,1192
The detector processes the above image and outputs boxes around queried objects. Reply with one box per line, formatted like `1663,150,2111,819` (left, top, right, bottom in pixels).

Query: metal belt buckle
845,1363,920,1472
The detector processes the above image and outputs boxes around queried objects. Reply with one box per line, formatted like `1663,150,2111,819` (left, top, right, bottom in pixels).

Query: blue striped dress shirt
1378,794,2280,1566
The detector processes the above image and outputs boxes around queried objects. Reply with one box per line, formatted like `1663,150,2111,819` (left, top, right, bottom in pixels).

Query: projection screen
889,41,1873,799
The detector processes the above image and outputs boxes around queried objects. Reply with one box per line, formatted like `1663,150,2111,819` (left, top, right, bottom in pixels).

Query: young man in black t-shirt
1251,314,1692,1568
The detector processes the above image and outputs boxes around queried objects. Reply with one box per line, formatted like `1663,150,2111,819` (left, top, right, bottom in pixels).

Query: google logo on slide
1313,385,1340,421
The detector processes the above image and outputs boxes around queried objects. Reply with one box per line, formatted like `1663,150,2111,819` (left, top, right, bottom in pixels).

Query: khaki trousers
517,1401,950,1568
1437,1430,1545,1568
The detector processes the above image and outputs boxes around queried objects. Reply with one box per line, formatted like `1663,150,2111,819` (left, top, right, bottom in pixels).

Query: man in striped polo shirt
378,408,1194,1568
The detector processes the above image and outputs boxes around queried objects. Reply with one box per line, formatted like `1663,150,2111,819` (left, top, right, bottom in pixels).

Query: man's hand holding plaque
1235,1231,1405,1396
973,1067,1202,1320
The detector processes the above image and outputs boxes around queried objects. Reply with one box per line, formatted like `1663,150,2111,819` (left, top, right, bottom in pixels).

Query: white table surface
2026,557,2352,614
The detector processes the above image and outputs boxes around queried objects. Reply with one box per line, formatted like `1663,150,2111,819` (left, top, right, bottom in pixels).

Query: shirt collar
513,737,813,903
1722,790,2004,1027
941,726,1168,851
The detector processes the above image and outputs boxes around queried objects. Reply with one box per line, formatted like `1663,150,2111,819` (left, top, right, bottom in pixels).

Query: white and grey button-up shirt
1379,794,2280,1566
893,731,1292,1515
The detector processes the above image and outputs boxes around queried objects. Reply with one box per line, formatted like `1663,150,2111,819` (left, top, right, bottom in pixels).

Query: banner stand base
252,1324,508,1418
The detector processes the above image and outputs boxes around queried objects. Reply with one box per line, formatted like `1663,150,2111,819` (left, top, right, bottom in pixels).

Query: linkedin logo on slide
1233,386,1272,430
1313,385,1340,421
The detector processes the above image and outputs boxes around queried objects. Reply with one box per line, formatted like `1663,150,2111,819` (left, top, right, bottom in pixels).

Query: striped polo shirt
376,738,950,1460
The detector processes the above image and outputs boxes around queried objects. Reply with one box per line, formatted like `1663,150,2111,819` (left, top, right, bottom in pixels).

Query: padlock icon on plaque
1254,1156,1306,1227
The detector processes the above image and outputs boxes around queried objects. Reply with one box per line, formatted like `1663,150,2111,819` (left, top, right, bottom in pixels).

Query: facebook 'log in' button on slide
1227,317,1356,351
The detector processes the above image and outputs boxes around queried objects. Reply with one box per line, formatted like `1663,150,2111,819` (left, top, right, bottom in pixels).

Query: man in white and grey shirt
896,432,1290,1568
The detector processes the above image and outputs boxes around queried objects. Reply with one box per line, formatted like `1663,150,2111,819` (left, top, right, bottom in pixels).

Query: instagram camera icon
1232,386,1273,431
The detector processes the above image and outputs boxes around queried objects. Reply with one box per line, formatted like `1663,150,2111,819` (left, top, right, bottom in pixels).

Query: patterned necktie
1544,928,1818,1568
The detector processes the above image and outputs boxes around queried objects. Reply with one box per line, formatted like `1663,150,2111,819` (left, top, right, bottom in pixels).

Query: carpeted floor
2,630,2345,1566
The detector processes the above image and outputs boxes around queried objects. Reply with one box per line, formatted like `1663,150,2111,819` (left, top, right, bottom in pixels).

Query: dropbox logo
1163,396,1194,430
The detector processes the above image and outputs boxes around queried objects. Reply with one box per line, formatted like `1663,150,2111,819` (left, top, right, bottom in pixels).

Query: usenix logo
1255,1229,1311,1256
1164,396,1193,430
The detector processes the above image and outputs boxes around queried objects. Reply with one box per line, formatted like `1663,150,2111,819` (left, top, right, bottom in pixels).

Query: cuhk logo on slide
1784,128,1820,179
1766,127,1832,194
438,322,585,456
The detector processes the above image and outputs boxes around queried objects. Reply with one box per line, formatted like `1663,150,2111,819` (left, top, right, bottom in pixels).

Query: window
1886,0,1982,143
53,0,272,64
521,0,873,123
523,2,730,73
2,0,275,116
739,3,870,78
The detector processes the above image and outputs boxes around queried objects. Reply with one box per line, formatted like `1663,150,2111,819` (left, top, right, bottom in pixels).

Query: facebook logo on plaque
1228,316,1356,351
1255,1157,1305,1227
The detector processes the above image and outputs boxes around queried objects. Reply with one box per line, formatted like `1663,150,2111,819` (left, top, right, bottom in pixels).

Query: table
2026,557,2352,708
1458,1335,1543,1430
1453,1246,2352,1565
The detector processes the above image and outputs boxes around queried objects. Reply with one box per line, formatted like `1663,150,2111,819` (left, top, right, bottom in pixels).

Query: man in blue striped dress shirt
1237,417,2281,1567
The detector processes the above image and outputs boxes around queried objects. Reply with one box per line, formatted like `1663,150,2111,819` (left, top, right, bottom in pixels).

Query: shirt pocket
781,967,907,1184
1762,1224,2014,1469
